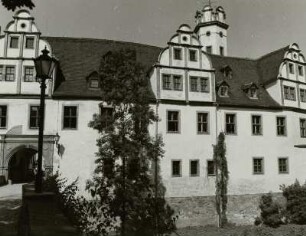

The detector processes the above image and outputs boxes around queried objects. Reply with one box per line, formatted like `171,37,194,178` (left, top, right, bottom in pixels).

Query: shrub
281,180,306,224
258,193,282,228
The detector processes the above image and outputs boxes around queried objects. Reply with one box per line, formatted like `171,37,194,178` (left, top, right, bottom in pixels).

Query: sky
0,0,306,58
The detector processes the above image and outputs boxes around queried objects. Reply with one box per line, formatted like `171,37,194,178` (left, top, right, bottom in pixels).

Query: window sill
167,131,180,134
171,175,182,178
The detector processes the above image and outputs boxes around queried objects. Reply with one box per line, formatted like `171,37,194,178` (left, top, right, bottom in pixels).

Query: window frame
300,89,306,102
29,105,40,129
220,46,224,56
9,36,19,48
251,114,262,136
5,66,15,82
100,106,114,130
173,75,183,91
171,160,182,177
278,157,289,174
300,118,306,138
225,113,236,135
253,157,264,175
190,159,200,177
276,116,287,136
189,49,197,62
62,105,78,130
173,48,182,60
206,46,212,54
167,110,180,133
199,77,209,93
25,36,35,49
288,63,294,74
190,76,198,92
24,66,35,82
0,105,8,129
298,65,304,76
197,112,209,134
219,85,229,97
162,74,172,90
0,65,3,81
207,160,216,176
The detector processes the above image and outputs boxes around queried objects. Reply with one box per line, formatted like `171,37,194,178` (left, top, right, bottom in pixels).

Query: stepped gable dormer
194,5,229,56
0,10,53,95
151,24,214,103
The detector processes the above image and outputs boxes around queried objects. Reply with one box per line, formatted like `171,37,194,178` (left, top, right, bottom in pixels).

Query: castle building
1,6,306,226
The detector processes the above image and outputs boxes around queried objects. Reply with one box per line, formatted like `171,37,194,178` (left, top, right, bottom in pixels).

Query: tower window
298,65,304,76
219,31,224,38
173,48,182,60
289,63,294,74
206,46,212,54
10,36,19,48
189,49,197,62
25,37,34,49
220,47,224,56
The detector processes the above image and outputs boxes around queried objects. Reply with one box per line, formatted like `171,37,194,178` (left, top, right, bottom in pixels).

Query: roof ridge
42,36,163,50
209,54,256,62
256,45,289,61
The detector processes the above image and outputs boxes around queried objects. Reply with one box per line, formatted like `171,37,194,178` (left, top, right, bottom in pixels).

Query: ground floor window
278,158,288,174
253,157,264,174
207,160,216,176
172,160,181,177
190,160,199,177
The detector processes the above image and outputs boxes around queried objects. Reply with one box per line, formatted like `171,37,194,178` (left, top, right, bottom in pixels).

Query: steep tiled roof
210,46,288,108
43,37,162,98
45,36,287,108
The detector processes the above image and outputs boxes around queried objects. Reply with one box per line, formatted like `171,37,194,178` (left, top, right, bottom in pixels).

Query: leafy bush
281,180,306,224
258,193,282,228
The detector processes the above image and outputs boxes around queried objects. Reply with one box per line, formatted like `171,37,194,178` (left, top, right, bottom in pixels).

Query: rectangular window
206,46,212,54
0,66,3,81
172,160,181,177
200,77,209,92
24,66,35,82
252,115,262,135
173,75,182,91
278,158,288,174
10,36,19,48
173,48,182,60
25,37,34,49
220,46,224,56
284,86,296,100
29,106,39,129
162,74,171,90
190,160,199,176
253,158,264,174
100,107,113,129
207,160,216,176
5,66,15,81
89,79,99,88
300,119,306,138
197,112,208,134
0,106,7,128
63,106,77,129
225,114,236,134
300,89,306,102
189,49,197,62
289,63,294,74
276,117,286,136
167,111,179,133
190,76,198,92
298,65,304,76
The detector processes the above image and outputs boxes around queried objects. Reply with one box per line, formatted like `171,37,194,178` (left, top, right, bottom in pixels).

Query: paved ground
0,184,23,236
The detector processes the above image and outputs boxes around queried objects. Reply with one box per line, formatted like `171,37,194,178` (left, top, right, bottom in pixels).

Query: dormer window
220,65,233,78
87,71,100,89
10,36,19,48
173,48,182,60
216,80,229,97
242,83,258,99
219,86,228,97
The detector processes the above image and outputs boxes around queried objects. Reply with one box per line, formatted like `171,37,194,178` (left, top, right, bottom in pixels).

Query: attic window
219,86,228,97
90,79,99,88
242,83,258,99
220,65,233,78
249,87,258,99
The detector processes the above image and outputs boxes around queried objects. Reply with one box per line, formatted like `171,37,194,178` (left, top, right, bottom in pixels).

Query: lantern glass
34,47,57,81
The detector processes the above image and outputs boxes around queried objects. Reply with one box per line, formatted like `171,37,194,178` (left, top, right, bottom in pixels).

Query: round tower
194,5,229,56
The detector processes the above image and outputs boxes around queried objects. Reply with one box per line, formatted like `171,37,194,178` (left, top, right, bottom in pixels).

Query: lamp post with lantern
33,47,57,193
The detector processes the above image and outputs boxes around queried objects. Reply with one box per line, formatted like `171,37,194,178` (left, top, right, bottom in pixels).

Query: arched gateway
0,134,57,183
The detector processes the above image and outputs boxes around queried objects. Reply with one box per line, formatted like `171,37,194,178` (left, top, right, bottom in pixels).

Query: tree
213,132,229,227
87,49,176,236
1,0,34,11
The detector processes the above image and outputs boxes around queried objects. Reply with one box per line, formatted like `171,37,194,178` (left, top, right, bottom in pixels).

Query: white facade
0,7,306,202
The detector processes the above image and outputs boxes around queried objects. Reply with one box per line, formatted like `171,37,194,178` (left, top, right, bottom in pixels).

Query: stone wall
167,192,285,228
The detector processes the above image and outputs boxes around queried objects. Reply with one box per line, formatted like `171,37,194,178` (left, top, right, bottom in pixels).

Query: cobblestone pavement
0,184,23,236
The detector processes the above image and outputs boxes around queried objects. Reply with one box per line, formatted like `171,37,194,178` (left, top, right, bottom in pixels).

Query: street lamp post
33,47,57,193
